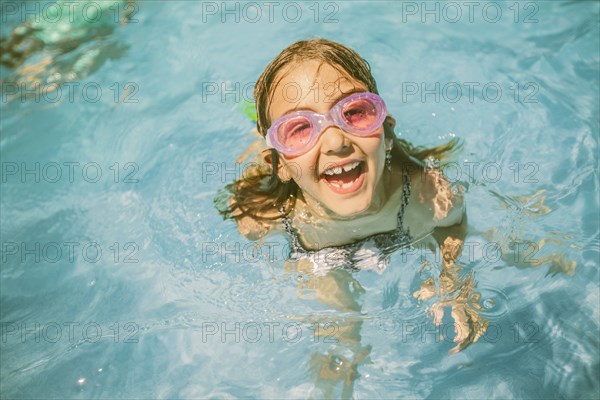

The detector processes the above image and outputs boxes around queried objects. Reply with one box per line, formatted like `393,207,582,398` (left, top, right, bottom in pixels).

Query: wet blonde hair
216,38,459,222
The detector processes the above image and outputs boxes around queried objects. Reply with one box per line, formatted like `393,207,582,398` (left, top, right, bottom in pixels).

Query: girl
217,40,485,395
218,38,464,273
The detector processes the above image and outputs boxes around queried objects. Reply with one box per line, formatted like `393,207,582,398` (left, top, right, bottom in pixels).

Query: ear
261,148,273,166
261,149,291,182
385,115,396,130
385,137,393,152
384,115,396,151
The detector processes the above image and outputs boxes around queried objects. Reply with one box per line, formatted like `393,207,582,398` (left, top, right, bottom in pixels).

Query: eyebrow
278,88,367,117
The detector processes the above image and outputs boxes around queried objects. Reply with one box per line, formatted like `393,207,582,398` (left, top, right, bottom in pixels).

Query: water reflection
415,223,489,354
487,189,578,276
284,216,491,398
284,259,371,399
1,0,135,103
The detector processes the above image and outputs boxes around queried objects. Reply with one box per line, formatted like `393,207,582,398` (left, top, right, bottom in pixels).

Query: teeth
323,161,360,176
331,180,356,188
326,167,343,176
342,161,360,172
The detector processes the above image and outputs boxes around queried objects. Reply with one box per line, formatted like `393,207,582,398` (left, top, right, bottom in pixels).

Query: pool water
1,1,599,398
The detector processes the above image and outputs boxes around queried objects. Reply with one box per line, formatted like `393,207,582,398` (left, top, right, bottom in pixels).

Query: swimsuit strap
397,164,411,235
279,206,304,251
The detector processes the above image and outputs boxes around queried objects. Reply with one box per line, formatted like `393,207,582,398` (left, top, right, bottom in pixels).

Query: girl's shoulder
234,208,284,241
405,166,465,237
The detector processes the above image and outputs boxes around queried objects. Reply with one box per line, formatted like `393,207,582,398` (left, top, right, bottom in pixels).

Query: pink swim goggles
265,92,388,157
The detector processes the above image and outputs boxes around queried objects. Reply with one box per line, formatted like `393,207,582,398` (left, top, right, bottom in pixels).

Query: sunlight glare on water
0,1,598,399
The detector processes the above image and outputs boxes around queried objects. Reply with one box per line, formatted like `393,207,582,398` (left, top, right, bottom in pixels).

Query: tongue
323,164,362,184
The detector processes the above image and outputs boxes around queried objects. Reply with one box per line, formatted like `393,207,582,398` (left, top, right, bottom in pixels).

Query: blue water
1,1,599,398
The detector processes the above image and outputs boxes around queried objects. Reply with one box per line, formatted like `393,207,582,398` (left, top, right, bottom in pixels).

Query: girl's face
267,60,390,218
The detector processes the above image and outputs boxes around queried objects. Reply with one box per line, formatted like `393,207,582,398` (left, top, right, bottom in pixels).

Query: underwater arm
413,171,487,353
286,261,370,399
430,210,489,353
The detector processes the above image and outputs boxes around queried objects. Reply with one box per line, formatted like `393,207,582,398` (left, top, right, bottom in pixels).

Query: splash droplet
483,299,495,309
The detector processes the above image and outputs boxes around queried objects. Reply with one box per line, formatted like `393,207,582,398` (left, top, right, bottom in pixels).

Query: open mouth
320,160,366,194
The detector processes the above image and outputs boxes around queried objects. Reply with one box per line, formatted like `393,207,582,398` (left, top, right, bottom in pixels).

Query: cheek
366,140,386,163
281,155,317,184
368,143,387,177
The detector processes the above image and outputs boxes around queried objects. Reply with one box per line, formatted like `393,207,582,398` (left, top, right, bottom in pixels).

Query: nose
319,126,351,155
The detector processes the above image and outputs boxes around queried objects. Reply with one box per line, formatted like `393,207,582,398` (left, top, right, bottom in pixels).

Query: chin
326,194,371,217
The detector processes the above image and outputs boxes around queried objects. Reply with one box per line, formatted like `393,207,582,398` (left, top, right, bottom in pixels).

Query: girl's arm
412,169,487,353
285,260,371,398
